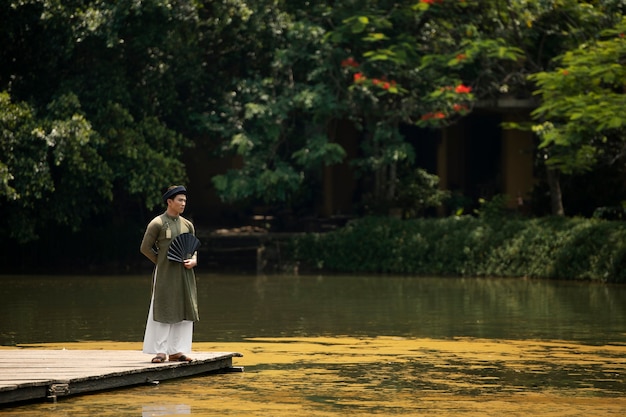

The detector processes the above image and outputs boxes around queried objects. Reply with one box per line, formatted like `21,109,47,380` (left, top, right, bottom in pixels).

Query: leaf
607,117,624,129
363,33,388,42
231,133,254,154
350,16,370,33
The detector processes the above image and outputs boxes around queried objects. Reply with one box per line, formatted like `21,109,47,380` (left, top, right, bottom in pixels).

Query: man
140,185,199,363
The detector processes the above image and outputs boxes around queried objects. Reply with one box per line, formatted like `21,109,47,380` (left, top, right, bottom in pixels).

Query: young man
140,185,199,363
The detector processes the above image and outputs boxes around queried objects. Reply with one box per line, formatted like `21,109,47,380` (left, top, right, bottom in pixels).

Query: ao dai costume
140,212,199,355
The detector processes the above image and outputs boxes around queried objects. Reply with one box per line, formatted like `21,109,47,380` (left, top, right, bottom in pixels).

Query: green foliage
2,0,626,244
92,102,190,209
394,167,450,218
317,0,621,213
288,216,626,283
474,194,512,220
0,91,113,241
0,0,197,241
529,16,626,175
207,11,346,204
203,0,540,207
593,204,626,220
0,92,38,202
321,2,506,207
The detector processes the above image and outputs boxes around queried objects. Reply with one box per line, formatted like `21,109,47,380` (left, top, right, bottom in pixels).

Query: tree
499,3,626,215
208,0,523,214
206,1,347,208
529,16,626,200
0,0,200,241
324,0,521,212
2,0,625,247
338,0,625,216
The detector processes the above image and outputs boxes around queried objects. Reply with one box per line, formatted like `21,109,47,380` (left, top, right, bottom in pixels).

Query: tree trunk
387,162,396,200
546,168,564,216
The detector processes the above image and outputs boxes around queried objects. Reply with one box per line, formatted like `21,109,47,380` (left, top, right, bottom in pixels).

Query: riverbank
287,216,626,282
3,215,626,281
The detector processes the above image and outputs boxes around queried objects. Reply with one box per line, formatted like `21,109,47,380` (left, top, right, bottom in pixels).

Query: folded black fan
167,233,201,263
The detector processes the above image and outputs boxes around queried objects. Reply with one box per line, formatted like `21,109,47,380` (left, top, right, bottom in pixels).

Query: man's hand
183,256,197,269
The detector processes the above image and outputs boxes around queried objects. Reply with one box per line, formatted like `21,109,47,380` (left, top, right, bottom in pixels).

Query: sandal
169,353,193,362
151,354,166,363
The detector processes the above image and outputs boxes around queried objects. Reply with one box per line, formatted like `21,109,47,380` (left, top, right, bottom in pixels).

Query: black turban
162,186,187,203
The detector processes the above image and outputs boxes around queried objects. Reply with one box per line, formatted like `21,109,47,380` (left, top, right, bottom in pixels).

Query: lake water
1,274,625,416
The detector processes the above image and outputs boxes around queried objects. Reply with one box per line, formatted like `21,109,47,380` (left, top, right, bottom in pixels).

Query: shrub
287,216,626,283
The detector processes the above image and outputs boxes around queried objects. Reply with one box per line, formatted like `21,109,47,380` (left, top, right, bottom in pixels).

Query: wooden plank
0,350,243,405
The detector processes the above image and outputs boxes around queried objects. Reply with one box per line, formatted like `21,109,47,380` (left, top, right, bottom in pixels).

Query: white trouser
142,295,193,355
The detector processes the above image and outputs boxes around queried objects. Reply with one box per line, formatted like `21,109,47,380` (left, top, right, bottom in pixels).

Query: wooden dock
0,349,243,406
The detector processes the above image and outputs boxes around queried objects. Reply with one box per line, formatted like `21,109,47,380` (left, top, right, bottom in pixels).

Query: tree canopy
530,16,626,174
1,0,625,242
0,0,198,241
208,0,625,214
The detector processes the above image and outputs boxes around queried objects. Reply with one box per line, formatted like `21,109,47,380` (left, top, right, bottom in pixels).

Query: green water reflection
1,274,626,416
1,274,625,346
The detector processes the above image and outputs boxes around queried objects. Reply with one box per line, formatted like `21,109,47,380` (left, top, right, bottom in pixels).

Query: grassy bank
287,216,626,283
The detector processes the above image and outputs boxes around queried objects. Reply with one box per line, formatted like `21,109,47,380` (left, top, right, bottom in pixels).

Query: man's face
168,194,187,214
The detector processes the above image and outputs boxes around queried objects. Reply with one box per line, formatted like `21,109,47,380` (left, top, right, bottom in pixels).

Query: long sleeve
140,217,161,264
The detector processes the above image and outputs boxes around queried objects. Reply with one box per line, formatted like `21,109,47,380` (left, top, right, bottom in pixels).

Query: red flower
420,0,434,4
354,73,365,83
562,69,569,76
453,103,468,112
382,82,391,90
456,53,467,61
421,111,446,121
455,84,472,94
620,33,625,38
341,57,359,68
